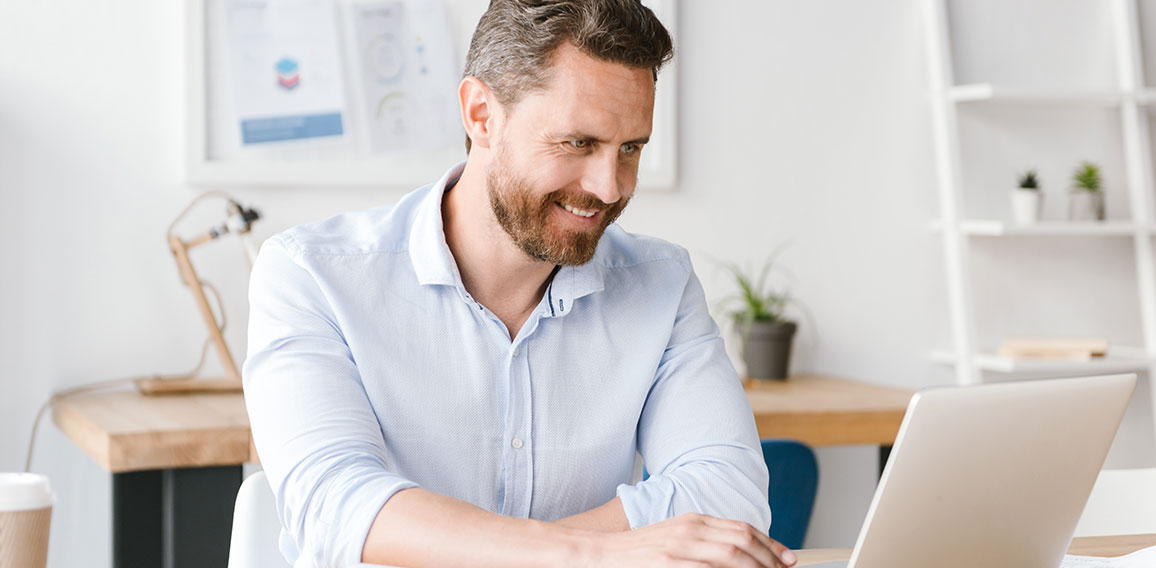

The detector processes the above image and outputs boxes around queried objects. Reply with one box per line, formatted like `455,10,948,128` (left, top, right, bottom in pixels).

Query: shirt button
511,437,524,449
512,346,521,357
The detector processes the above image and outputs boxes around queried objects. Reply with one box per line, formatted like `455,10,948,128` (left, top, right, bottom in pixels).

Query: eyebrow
555,132,651,146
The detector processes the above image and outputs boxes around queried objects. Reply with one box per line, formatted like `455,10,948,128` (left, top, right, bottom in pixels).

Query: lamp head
225,200,261,234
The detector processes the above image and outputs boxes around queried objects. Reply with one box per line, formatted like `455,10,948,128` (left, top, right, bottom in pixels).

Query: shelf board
931,347,1155,374
1134,89,1156,104
931,219,1143,236
948,83,1130,105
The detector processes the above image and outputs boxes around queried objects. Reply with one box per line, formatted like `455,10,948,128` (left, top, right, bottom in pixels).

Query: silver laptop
812,374,1136,568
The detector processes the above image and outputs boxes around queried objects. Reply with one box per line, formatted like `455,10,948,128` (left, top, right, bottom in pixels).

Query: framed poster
185,0,678,190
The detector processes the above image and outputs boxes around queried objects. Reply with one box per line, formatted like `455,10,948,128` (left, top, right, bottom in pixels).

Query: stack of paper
1062,544,1156,567
998,338,1109,360
802,545,1156,568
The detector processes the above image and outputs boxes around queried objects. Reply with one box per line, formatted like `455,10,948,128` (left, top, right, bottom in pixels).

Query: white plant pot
1011,189,1042,224
1068,190,1105,221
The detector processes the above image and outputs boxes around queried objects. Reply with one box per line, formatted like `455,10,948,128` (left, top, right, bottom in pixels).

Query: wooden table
795,533,1156,565
52,390,251,471
745,374,914,475
55,375,901,470
53,389,251,568
51,375,910,567
745,375,913,446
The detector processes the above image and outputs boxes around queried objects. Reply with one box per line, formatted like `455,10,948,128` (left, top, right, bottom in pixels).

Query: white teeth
562,203,597,218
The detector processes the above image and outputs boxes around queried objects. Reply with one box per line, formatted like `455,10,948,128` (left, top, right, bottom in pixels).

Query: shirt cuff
337,475,421,567
615,476,675,530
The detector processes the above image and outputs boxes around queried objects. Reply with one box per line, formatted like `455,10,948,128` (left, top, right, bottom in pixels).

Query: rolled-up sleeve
615,268,772,533
243,236,419,567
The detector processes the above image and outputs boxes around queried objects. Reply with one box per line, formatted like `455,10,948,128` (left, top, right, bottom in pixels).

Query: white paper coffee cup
0,473,55,568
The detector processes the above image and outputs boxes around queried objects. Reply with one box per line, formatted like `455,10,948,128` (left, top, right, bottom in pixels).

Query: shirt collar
408,161,608,314
409,162,466,287
546,262,606,317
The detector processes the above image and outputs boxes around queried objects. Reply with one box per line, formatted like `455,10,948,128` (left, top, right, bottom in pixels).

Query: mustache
544,190,621,212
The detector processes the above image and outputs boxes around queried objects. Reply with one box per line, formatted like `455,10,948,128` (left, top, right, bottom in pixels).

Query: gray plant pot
740,319,798,380
1068,190,1105,221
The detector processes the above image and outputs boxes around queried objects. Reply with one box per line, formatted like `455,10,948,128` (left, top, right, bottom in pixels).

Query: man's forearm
364,488,795,568
362,487,592,567
552,497,631,533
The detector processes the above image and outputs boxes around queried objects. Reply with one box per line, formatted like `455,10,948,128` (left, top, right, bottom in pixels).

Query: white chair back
228,470,289,568
1075,467,1156,537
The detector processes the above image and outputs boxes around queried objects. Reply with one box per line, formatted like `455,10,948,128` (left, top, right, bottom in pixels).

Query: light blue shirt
244,163,771,568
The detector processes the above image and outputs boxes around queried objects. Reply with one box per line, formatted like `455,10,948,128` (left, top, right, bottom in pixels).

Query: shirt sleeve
614,266,772,533
243,236,419,568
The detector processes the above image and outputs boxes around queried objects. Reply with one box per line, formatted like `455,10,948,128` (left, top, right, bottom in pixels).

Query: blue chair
639,439,818,549
761,439,819,550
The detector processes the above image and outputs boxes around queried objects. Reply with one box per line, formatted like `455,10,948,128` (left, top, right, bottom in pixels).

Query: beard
486,154,631,266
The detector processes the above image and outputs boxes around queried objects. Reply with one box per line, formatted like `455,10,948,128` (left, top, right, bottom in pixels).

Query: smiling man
244,1,792,567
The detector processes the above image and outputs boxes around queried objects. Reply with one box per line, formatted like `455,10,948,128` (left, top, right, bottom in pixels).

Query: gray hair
462,0,674,152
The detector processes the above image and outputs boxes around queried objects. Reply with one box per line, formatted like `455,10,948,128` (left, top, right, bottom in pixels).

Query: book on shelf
997,338,1109,361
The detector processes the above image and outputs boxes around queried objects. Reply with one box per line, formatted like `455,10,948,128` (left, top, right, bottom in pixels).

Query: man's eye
621,144,639,155
570,140,589,149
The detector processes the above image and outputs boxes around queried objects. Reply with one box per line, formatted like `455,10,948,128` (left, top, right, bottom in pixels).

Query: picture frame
184,0,679,190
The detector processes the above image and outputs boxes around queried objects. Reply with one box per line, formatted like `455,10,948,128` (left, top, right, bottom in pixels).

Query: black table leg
164,466,244,568
113,470,163,567
112,466,243,568
879,445,893,479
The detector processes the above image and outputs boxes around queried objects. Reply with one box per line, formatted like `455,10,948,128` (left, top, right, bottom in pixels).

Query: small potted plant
1069,161,1105,221
1011,169,1042,224
722,255,798,381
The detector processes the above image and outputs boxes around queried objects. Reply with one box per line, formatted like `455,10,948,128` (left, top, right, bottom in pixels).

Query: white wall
632,0,944,546
3,1,1155,566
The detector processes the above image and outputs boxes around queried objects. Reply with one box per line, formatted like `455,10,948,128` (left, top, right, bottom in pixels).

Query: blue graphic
275,57,300,90
241,113,343,144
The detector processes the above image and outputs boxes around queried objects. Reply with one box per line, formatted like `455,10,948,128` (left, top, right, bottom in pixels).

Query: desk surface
795,533,1156,565
52,389,251,473
745,375,913,446
53,374,908,473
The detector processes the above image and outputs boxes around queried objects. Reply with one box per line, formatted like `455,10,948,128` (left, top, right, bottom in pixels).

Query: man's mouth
560,202,599,218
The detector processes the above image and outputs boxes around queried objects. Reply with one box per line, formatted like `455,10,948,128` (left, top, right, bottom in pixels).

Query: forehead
510,43,655,139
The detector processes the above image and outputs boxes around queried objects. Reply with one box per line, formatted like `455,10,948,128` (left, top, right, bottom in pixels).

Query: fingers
767,539,796,566
700,526,777,567
737,527,795,567
672,539,769,568
638,513,794,568
665,561,712,568
697,515,797,567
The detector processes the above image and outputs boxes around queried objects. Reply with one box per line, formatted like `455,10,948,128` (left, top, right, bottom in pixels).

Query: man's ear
459,76,497,150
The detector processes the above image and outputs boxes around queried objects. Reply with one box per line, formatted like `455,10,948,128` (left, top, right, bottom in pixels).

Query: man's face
485,43,655,266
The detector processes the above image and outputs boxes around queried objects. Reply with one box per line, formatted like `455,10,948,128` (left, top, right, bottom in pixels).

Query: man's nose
580,151,623,205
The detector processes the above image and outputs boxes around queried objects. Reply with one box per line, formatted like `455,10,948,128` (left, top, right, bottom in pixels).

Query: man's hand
583,512,797,568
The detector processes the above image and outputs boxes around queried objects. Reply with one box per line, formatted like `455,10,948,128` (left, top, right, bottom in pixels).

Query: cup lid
0,473,55,511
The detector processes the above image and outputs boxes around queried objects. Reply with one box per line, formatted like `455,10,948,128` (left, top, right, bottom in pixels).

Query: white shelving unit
930,219,1143,236
924,0,1156,403
948,83,1133,105
930,346,1156,375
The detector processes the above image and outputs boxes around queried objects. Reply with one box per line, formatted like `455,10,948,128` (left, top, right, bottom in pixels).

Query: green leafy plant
1072,162,1102,192
719,248,793,326
714,247,819,363
714,248,801,362
1017,169,1040,190
727,264,789,323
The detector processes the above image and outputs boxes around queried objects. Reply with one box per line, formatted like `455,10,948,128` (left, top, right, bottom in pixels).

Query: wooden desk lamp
136,192,261,395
